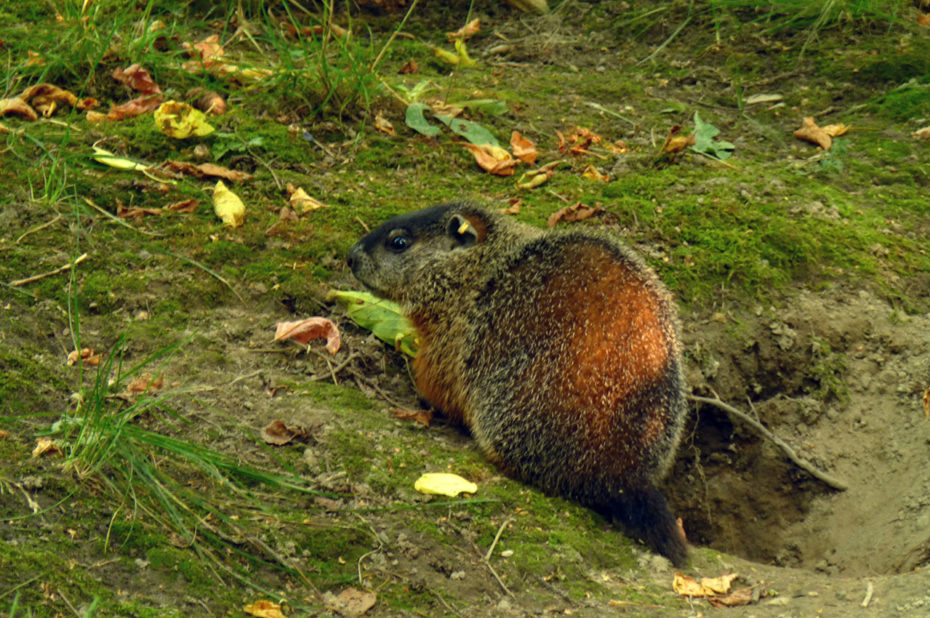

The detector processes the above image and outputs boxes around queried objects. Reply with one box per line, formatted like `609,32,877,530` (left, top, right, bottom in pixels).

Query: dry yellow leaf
213,180,245,227
414,472,477,497
154,100,215,139
243,599,286,618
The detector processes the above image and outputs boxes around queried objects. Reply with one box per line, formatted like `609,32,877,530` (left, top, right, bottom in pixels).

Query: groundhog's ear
447,214,483,248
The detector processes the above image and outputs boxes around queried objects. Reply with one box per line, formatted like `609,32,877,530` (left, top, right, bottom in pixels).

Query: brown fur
347,202,688,565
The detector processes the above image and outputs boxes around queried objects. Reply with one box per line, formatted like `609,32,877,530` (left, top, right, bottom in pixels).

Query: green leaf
433,114,499,147
405,102,441,138
328,290,418,357
690,110,735,161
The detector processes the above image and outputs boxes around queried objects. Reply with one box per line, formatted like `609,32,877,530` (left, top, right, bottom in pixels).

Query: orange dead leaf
126,376,164,394
398,59,419,74
392,407,433,427
21,84,78,117
672,573,707,597
560,126,603,155
274,317,341,354
447,18,480,41
461,143,516,176
582,165,609,182
160,160,253,183
510,130,537,165
794,117,831,149
547,202,602,228
0,430,9,439
165,199,199,213
107,95,163,121
190,89,227,115
673,572,740,598
184,34,225,67
261,420,315,446
67,348,100,366
374,109,394,136
112,64,162,95
32,437,63,458
243,599,286,618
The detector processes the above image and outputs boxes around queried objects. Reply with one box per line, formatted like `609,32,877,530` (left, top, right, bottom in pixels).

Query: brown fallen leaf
32,437,64,458
117,200,163,220
187,88,227,115
160,160,253,183
261,420,315,446
0,430,9,439
286,184,327,213
447,18,480,41
243,599,286,618
183,34,225,68
661,125,696,155
497,199,522,215
392,407,433,427
461,142,516,176
914,127,930,140
67,348,100,366
107,94,163,121
398,59,419,74
560,126,603,155
793,116,849,150
327,587,377,618
373,109,394,136
707,586,759,608
274,317,341,354
126,375,164,394
547,202,602,228
164,198,199,213
21,83,78,117
0,96,38,121
112,64,162,95
510,130,537,165
582,164,609,182
922,385,929,417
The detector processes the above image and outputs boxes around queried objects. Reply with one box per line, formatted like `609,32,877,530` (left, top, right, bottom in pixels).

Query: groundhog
347,202,687,566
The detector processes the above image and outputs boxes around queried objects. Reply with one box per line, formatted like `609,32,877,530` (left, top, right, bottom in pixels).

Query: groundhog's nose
346,243,362,272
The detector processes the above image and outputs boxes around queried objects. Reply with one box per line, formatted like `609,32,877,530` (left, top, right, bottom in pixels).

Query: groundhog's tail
606,485,687,567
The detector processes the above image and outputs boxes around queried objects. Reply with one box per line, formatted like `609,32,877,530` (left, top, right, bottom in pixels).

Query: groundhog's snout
346,243,363,274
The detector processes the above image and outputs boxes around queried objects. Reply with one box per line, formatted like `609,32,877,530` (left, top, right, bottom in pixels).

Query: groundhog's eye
388,232,411,253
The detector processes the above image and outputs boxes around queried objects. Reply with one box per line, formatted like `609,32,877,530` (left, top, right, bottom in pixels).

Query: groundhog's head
346,202,490,302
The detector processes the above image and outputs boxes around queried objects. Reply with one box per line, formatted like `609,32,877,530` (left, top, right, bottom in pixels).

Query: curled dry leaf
582,164,609,182
392,407,433,427
560,126,603,155
274,317,341,354
286,184,327,213
32,437,64,458
161,160,252,182
913,127,930,141
261,420,314,446
213,180,246,227
414,472,477,497
0,96,39,121
165,199,199,213
793,117,848,151
673,572,739,597
661,125,696,155
21,84,79,117
510,130,537,165
112,64,162,95
462,143,516,176
373,109,394,136
67,348,100,366
126,375,164,394
154,101,215,139
188,88,228,115
516,160,559,190
707,586,760,608
447,18,480,41
398,59,419,74
243,599,286,618
547,202,602,228
107,95,163,121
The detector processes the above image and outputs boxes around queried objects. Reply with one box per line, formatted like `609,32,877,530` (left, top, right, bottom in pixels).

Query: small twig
354,216,370,233
16,213,61,244
861,581,874,608
484,518,513,561
9,253,87,287
485,560,512,597
689,394,849,491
